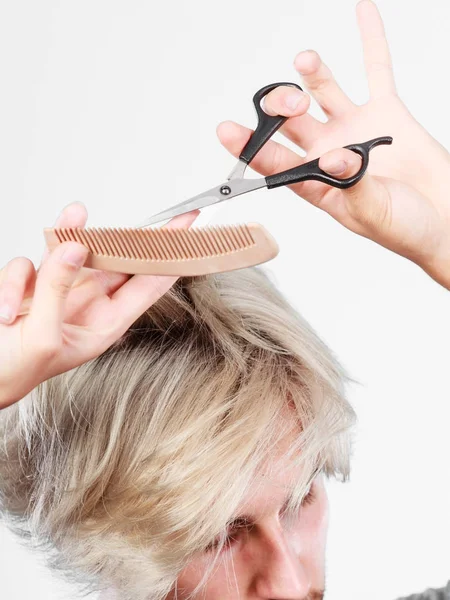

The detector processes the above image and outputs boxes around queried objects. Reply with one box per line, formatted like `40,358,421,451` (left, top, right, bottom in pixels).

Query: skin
217,0,450,290
167,412,328,600
0,0,449,596
0,205,199,408
1,0,449,410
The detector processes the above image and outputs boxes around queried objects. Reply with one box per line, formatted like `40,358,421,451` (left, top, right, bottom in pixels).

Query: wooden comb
10,223,278,318
42,223,279,276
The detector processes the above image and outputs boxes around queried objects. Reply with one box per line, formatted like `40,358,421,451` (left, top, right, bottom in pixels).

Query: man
0,1,449,598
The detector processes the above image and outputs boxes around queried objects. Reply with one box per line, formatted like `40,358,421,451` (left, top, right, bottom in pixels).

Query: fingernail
60,244,88,267
0,304,13,324
285,92,305,111
324,160,347,175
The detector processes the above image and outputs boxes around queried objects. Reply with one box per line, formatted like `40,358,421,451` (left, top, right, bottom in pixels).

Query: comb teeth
52,225,256,261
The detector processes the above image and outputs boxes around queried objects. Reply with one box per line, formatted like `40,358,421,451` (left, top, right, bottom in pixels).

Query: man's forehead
231,410,310,518
232,460,306,519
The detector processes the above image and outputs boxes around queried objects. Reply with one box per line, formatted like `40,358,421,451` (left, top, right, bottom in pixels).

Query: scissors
137,82,393,228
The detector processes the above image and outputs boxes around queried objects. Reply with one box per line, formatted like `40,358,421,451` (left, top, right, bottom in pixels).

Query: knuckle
347,187,391,231
49,275,73,299
308,77,330,93
367,61,392,74
270,143,284,176
39,343,60,361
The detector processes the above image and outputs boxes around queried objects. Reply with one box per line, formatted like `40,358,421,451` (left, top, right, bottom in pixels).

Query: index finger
356,0,397,98
40,202,88,264
262,85,310,117
262,83,326,151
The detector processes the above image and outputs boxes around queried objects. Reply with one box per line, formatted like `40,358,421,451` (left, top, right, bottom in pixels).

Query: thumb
319,148,390,232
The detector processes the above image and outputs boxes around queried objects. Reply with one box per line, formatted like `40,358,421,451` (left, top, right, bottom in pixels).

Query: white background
1,0,449,599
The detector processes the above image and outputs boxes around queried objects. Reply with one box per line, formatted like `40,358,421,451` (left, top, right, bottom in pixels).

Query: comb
12,223,278,317
42,223,279,276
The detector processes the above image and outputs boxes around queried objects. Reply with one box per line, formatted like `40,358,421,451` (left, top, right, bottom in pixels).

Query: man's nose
252,523,311,599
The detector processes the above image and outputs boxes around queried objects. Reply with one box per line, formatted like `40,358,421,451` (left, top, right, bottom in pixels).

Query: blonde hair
0,267,355,599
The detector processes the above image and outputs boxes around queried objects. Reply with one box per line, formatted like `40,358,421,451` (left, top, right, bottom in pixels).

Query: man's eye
204,519,249,553
204,532,238,553
281,483,317,526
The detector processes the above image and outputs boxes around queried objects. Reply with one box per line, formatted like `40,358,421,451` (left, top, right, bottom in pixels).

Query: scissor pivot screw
220,185,231,195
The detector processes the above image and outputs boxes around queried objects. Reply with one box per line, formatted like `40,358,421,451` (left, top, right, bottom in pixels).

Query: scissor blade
136,177,267,228
135,185,226,228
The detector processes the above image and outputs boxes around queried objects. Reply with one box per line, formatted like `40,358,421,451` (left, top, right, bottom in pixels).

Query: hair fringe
0,267,356,599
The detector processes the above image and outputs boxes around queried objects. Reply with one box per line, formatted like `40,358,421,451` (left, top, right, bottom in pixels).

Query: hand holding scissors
139,82,392,228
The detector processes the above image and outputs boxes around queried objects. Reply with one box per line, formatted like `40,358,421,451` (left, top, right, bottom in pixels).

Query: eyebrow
226,468,320,530
226,490,295,531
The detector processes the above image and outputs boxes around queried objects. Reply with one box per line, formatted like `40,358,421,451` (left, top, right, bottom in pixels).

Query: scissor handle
239,82,303,166
265,136,393,190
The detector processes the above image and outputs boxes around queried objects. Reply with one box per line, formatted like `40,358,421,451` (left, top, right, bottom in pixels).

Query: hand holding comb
6,221,278,318
42,222,279,277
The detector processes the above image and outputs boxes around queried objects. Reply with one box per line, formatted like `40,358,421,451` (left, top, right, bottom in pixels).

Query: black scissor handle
265,136,393,189
239,82,304,166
